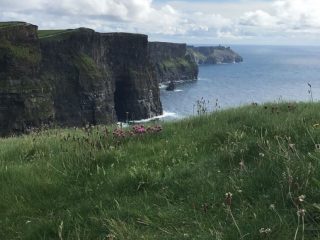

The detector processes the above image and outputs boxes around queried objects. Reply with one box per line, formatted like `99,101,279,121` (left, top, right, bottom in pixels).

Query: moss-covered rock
0,22,54,135
0,22,163,135
149,42,198,83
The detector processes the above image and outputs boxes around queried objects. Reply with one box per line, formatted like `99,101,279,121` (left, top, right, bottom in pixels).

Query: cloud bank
0,0,319,44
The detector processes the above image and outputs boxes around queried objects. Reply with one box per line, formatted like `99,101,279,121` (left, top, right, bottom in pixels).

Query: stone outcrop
149,42,198,83
102,33,161,121
0,22,162,135
0,22,54,135
187,46,243,64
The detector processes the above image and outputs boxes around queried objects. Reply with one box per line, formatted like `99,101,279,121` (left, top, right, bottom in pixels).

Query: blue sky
0,0,319,45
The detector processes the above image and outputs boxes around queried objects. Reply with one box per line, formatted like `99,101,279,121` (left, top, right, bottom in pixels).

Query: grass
74,53,105,80
187,48,207,63
0,22,26,29
1,102,320,239
38,29,78,40
163,58,187,68
0,39,41,65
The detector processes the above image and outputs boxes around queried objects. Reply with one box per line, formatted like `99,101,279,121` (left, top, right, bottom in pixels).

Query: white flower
298,195,306,203
269,204,275,210
297,209,306,217
225,192,233,198
259,227,272,234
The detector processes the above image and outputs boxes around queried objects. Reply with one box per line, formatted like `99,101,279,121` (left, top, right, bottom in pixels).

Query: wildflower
132,125,146,134
259,228,272,234
107,233,116,240
225,192,233,207
259,152,265,157
269,204,275,210
297,209,306,217
288,144,295,151
298,195,306,203
239,159,246,171
113,129,126,138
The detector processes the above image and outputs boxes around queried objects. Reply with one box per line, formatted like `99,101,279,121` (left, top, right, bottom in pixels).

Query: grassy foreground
1,103,320,239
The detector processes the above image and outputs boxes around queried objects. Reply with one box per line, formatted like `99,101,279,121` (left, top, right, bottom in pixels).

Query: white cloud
239,10,278,28
275,0,320,30
239,0,320,31
0,0,320,44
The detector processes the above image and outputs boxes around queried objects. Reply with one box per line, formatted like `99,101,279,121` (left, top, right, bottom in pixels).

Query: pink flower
132,125,146,134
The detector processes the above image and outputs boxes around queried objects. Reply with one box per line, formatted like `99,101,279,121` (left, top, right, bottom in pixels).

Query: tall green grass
1,102,320,239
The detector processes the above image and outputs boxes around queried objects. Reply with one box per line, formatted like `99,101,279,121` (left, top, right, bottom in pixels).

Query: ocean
160,45,320,119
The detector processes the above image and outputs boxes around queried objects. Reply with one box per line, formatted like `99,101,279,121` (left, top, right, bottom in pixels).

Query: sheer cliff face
0,23,162,135
149,42,198,83
102,33,162,121
40,28,116,126
0,23,54,135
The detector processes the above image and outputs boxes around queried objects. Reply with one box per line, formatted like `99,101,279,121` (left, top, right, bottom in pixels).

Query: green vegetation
38,29,80,42
162,57,192,71
74,53,105,80
187,48,206,63
1,102,320,239
38,29,75,39
0,22,26,29
0,39,41,65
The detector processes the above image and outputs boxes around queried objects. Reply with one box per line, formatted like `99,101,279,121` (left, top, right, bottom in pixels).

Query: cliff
0,22,162,135
0,22,54,135
149,42,198,83
187,46,243,64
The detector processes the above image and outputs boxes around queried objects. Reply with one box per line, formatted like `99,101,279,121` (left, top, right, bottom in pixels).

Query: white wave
159,84,167,89
174,89,183,92
134,111,178,123
198,77,209,81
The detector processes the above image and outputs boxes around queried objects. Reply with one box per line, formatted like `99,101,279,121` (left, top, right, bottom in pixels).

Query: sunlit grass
1,102,320,239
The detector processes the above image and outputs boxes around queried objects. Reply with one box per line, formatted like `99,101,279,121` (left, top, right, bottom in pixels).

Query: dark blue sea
160,45,320,119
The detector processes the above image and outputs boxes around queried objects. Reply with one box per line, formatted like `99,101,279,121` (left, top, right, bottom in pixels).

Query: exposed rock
166,81,175,91
149,42,198,83
187,46,243,64
0,22,54,135
102,33,162,121
0,22,162,135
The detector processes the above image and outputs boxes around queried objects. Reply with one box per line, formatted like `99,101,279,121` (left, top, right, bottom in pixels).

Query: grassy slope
37,29,77,40
1,103,320,239
0,22,26,29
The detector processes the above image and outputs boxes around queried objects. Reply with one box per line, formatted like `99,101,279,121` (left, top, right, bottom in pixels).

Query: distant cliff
149,42,198,83
187,46,243,64
0,22,162,135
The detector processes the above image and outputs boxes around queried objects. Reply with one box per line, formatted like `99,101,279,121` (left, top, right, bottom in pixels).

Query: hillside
1,102,320,239
149,42,198,83
188,46,243,64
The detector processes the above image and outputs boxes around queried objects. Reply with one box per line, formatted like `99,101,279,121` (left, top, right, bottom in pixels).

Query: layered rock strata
0,22,162,135
149,42,198,83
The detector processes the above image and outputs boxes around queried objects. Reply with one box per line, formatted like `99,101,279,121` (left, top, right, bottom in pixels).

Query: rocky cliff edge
0,22,162,135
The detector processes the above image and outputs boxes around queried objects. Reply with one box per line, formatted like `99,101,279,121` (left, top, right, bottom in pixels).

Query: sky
0,0,320,45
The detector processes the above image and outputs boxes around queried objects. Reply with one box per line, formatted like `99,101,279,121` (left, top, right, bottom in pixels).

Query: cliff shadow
114,76,132,122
